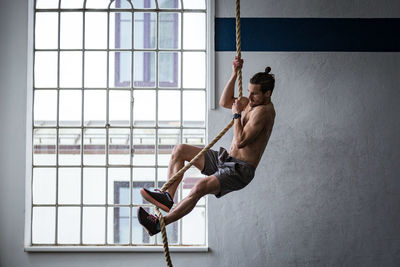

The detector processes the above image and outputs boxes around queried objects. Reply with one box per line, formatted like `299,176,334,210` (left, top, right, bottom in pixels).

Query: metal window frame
25,0,214,252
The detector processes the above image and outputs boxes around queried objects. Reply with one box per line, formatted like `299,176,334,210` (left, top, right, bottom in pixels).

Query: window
29,0,209,250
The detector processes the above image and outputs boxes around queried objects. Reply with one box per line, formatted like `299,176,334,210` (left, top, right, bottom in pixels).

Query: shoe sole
140,189,171,212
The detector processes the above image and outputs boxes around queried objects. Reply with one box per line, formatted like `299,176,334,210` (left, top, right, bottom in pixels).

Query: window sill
24,245,209,253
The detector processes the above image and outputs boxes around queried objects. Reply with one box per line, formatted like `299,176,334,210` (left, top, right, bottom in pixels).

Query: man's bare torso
229,102,275,168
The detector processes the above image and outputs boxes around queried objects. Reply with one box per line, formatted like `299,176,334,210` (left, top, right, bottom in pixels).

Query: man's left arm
233,107,269,149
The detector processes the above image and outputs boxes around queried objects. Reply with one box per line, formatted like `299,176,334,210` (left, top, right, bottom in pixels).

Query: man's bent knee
171,144,201,162
171,144,186,161
189,176,220,199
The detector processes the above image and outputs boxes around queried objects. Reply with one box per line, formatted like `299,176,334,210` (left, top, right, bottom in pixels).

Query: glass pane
59,90,82,126
109,51,131,88
36,0,59,9
183,0,205,9
133,90,155,126
33,128,56,166
60,12,83,49
109,90,130,126
114,0,128,10
133,168,155,184
132,129,155,166
85,0,110,8
132,168,156,205
83,168,106,204
183,128,205,146
158,52,180,88
84,90,106,127
60,51,82,88
32,207,55,244
158,90,180,127
85,12,107,49
134,52,155,87
158,0,181,9
83,129,106,165
134,12,156,49
159,13,180,49
33,168,56,204
84,51,107,88
109,128,130,165
59,128,81,165
132,207,156,244
110,12,132,49
58,168,81,204
183,90,205,127
58,207,80,244
83,207,105,244
183,52,205,88
61,0,84,8
34,90,57,126
158,129,179,165
110,0,132,8
108,168,130,204
108,207,130,244
157,167,168,182
132,0,155,9
34,52,57,88
183,13,205,49
182,207,205,245
35,13,58,49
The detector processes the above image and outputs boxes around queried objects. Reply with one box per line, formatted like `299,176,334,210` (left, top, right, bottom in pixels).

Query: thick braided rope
155,206,172,267
156,0,242,265
235,0,243,99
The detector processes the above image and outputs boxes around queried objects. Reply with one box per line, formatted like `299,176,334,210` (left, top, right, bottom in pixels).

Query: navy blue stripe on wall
215,18,400,52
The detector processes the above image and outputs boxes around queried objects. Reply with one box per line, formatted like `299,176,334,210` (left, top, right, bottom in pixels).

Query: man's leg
140,144,206,212
138,175,220,235
164,175,220,225
165,144,206,199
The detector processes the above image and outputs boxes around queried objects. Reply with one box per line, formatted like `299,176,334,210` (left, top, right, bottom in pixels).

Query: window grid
179,5,184,244
105,5,111,245
129,9,134,244
154,5,160,245
54,5,61,245
31,0,207,247
79,6,85,246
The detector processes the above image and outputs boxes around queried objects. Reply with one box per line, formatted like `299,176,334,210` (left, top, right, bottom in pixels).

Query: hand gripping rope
155,0,243,265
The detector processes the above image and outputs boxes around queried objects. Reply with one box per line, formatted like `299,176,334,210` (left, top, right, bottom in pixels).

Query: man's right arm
219,57,243,109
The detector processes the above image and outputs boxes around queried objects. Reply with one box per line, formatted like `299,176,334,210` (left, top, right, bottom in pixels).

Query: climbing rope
155,0,242,265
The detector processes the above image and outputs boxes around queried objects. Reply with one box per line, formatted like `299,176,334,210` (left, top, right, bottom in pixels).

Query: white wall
1,0,399,267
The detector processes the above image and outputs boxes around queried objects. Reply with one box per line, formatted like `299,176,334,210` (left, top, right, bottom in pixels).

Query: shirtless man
137,56,276,235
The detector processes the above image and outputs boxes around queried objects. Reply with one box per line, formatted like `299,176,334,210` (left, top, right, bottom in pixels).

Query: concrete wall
1,0,399,267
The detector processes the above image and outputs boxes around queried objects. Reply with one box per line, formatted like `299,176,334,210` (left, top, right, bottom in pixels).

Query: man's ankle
165,191,173,200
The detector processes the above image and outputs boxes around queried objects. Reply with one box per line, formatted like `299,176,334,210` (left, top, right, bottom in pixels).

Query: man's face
248,83,268,107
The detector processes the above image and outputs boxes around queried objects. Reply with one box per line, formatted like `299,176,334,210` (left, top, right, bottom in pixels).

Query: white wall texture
1,0,399,267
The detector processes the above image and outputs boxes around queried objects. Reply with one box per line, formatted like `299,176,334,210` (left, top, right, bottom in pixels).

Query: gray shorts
201,147,256,198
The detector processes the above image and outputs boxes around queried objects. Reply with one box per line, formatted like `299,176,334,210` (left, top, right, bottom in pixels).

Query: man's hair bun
250,66,275,94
